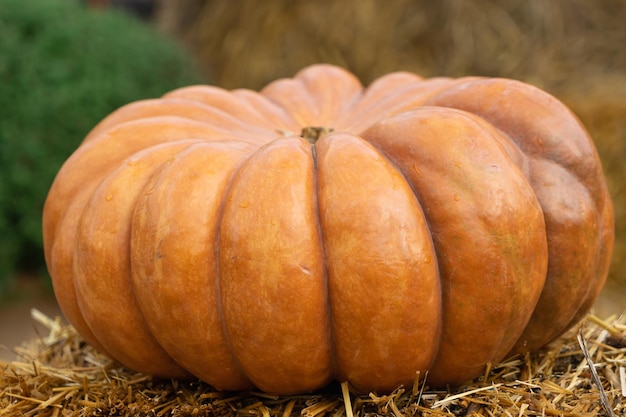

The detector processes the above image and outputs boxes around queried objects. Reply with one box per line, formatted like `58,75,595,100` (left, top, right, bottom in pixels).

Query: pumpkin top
46,64,610,246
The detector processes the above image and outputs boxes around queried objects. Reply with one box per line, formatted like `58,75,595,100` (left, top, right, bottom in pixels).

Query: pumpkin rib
362,107,548,387
73,141,208,378
44,138,206,362
292,64,364,128
218,137,333,394
129,141,255,390
340,77,473,133
46,220,112,358
260,78,325,127
83,98,282,144
512,158,608,352
209,142,257,391
259,64,363,129
425,78,614,352
335,72,426,132
315,132,441,393
163,85,283,132
232,88,301,133
44,116,255,251
338,73,478,132
566,194,615,327
427,78,607,198
43,119,248,302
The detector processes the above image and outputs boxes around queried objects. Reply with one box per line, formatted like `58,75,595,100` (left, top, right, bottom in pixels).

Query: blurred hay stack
155,0,626,289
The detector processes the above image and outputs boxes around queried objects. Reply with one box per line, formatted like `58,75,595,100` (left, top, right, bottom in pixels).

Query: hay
155,0,626,91
1,310,625,416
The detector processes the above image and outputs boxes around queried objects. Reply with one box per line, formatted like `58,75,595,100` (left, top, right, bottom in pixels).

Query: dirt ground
1,277,624,363
0,277,63,362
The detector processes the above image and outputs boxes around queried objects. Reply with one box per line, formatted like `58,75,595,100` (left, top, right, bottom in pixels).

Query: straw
2,309,625,416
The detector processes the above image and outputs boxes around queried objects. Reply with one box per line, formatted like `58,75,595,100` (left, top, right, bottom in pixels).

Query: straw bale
155,0,626,90
1,310,625,416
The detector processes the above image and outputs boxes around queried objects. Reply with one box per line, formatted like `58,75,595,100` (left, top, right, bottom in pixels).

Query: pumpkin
43,64,614,395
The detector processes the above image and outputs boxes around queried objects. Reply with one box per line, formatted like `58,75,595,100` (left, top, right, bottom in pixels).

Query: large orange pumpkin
43,64,613,394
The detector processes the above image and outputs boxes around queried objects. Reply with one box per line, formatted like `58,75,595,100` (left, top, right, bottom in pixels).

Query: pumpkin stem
301,127,333,170
301,126,334,144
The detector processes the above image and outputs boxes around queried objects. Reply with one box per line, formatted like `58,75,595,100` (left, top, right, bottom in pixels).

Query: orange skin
425,81,614,353
43,64,613,394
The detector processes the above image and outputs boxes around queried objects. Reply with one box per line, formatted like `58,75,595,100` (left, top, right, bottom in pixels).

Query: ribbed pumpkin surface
43,64,613,394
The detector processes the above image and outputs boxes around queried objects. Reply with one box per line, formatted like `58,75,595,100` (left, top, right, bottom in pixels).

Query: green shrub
0,0,206,292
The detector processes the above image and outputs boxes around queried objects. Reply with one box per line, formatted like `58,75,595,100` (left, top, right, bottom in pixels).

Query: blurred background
1,0,624,359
